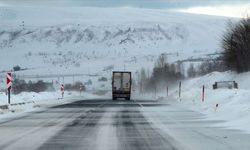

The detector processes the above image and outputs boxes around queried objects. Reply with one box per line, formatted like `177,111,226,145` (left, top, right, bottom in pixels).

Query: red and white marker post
6,72,12,104
61,84,64,98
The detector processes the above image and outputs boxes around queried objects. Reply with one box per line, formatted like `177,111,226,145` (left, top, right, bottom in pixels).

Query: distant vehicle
213,81,238,89
112,71,132,100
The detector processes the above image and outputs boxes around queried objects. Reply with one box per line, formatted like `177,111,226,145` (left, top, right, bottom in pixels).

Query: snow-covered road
0,99,249,150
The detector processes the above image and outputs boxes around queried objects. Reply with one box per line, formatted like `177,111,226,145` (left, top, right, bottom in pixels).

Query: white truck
112,71,132,100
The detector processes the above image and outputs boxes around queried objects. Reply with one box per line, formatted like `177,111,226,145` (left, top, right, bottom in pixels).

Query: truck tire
113,97,117,100
125,97,130,100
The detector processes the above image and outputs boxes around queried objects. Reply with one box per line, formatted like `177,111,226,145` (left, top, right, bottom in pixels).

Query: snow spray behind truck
112,71,132,100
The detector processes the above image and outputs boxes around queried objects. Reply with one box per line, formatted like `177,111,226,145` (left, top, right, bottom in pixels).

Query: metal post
8,89,10,104
167,86,168,97
179,81,181,100
202,85,205,102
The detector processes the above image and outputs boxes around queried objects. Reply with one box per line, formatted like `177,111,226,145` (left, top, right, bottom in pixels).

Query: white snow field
164,71,250,134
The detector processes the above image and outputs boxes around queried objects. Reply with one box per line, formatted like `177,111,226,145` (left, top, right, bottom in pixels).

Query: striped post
6,72,12,104
61,84,64,98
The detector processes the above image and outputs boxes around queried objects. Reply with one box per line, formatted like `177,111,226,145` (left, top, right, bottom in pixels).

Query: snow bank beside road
0,91,105,117
171,71,250,133
0,91,76,105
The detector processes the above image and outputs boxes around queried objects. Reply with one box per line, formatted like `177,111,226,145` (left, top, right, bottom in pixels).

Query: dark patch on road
39,108,104,150
38,99,181,150
52,99,168,108
115,108,179,150
52,99,108,108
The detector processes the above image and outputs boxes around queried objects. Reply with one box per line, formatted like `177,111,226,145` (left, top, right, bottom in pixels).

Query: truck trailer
112,71,132,100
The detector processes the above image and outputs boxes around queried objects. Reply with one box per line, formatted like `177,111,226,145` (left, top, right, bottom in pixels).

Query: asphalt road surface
0,99,249,150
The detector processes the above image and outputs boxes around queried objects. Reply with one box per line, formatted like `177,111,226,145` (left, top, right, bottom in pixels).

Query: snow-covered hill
0,6,229,89
167,71,250,133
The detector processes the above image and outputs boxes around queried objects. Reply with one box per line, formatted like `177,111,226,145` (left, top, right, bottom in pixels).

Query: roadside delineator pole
179,81,181,101
61,84,64,98
202,85,205,102
6,72,12,104
166,86,168,97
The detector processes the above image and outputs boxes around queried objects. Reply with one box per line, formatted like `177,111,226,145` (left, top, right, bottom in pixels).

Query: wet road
0,99,249,150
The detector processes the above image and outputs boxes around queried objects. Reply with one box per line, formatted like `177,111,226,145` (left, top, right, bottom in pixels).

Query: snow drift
170,71,250,133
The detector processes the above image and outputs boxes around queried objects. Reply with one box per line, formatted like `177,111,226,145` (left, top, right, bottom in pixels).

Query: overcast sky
0,0,249,17
0,0,248,8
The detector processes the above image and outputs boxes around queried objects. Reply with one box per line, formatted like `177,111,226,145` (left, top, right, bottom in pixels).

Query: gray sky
0,0,248,8
0,0,249,17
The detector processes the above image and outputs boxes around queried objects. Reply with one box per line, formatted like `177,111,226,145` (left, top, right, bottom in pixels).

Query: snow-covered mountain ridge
0,7,228,51
0,7,230,86
0,24,188,48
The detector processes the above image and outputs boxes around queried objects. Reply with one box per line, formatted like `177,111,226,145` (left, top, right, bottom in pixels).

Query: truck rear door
113,72,122,91
122,72,131,92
